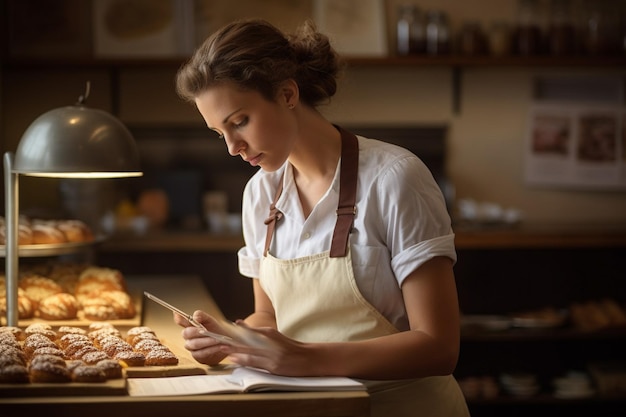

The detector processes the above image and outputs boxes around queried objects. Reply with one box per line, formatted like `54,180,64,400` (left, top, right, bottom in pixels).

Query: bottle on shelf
547,0,579,55
425,10,451,55
457,21,489,56
512,0,545,55
396,4,426,55
487,21,513,56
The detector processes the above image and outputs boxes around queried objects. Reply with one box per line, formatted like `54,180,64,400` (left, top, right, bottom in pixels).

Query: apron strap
263,126,359,258
330,127,358,257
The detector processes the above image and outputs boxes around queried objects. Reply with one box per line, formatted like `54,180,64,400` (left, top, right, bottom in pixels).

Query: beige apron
260,127,470,416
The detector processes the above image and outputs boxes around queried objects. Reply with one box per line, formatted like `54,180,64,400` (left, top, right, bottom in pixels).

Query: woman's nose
224,135,245,156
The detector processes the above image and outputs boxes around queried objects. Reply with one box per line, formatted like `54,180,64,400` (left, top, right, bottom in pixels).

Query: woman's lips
245,154,262,166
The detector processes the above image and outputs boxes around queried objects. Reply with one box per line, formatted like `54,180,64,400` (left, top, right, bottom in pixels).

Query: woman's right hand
173,310,229,366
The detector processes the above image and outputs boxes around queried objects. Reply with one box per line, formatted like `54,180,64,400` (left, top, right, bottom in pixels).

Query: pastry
29,361,71,383
71,365,106,383
37,293,80,320
23,334,57,358
24,323,57,341
114,350,146,367
0,295,35,319
0,344,27,365
64,340,96,358
57,326,87,337
100,338,133,358
81,350,110,365
133,339,163,355
29,353,67,369
96,359,123,379
31,346,66,359
31,223,67,245
128,331,159,347
144,348,179,366
0,224,34,245
58,333,90,350
126,326,156,344
70,345,100,361
77,267,126,293
19,275,63,307
57,220,93,243
81,290,135,320
0,364,30,383
0,326,26,341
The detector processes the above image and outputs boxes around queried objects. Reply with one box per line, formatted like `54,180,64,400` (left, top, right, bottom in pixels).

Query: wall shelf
3,55,626,70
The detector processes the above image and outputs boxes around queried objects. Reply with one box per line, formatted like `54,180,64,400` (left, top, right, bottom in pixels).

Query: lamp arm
3,152,19,326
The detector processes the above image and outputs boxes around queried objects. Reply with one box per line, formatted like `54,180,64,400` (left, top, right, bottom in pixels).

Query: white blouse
237,135,456,331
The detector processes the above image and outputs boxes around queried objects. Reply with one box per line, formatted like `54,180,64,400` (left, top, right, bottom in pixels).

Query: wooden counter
0,276,370,417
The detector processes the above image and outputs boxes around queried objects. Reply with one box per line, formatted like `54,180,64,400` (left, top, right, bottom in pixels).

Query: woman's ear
279,79,299,109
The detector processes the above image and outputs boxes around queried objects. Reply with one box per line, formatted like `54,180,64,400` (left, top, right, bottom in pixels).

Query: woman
174,18,469,416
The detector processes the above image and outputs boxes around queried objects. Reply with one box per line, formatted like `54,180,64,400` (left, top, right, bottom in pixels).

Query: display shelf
461,326,626,343
0,236,105,257
3,55,626,70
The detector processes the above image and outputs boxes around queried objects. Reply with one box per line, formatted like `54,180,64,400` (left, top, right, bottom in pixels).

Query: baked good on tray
0,323,179,384
1,263,139,324
0,216,94,246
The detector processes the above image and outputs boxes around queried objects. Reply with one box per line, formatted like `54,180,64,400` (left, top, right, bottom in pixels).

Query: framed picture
6,0,92,59
524,104,626,190
313,0,387,57
92,0,195,58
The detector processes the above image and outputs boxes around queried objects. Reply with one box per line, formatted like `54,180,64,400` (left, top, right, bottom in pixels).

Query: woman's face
195,83,297,172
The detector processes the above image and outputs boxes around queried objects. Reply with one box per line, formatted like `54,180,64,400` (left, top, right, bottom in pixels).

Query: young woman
174,18,469,416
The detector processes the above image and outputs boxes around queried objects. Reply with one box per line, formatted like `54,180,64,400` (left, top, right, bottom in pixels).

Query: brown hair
175,19,343,108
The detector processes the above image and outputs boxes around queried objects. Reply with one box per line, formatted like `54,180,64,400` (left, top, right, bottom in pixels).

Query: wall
2,0,626,227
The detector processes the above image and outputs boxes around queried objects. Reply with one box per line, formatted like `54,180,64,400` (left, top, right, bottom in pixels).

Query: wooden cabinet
453,227,626,416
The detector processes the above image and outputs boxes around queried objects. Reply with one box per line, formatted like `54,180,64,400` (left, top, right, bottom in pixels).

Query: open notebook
127,366,366,397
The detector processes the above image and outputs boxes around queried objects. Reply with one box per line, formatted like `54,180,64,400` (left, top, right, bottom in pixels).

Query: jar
396,4,426,55
457,21,488,55
488,21,512,56
512,0,544,55
582,1,622,55
547,0,578,55
425,10,451,55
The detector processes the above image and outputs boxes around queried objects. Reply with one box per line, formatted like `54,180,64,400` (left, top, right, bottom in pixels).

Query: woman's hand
217,322,320,376
173,310,228,366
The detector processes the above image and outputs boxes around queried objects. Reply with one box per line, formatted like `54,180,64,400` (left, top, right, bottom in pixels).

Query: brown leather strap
330,127,358,257
263,125,359,258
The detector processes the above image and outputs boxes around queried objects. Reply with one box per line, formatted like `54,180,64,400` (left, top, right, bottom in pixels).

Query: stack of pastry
0,323,178,384
0,264,136,322
0,216,94,245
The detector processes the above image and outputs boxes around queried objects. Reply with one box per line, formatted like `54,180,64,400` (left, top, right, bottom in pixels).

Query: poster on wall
93,0,195,58
313,0,387,57
524,103,626,190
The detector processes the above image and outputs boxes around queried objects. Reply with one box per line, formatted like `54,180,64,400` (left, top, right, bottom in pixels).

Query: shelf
454,224,626,249
3,55,626,70
346,55,626,68
461,326,626,343
466,393,626,405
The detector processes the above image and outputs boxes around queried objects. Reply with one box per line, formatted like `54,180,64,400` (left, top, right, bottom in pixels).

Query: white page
127,374,240,397
229,367,366,392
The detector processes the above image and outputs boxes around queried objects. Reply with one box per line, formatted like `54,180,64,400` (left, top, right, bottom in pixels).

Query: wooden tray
124,338,208,378
0,339,208,396
0,378,127,397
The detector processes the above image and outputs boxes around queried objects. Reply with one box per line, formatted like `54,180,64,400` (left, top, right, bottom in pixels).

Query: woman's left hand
219,321,318,376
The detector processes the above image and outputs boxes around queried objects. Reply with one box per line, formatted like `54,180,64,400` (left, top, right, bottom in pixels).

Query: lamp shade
13,104,141,177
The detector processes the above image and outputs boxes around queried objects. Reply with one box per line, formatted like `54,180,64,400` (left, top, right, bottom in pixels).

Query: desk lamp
3,82,142,326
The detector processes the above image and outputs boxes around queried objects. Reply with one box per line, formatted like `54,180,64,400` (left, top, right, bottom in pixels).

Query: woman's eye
234,117,248,129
